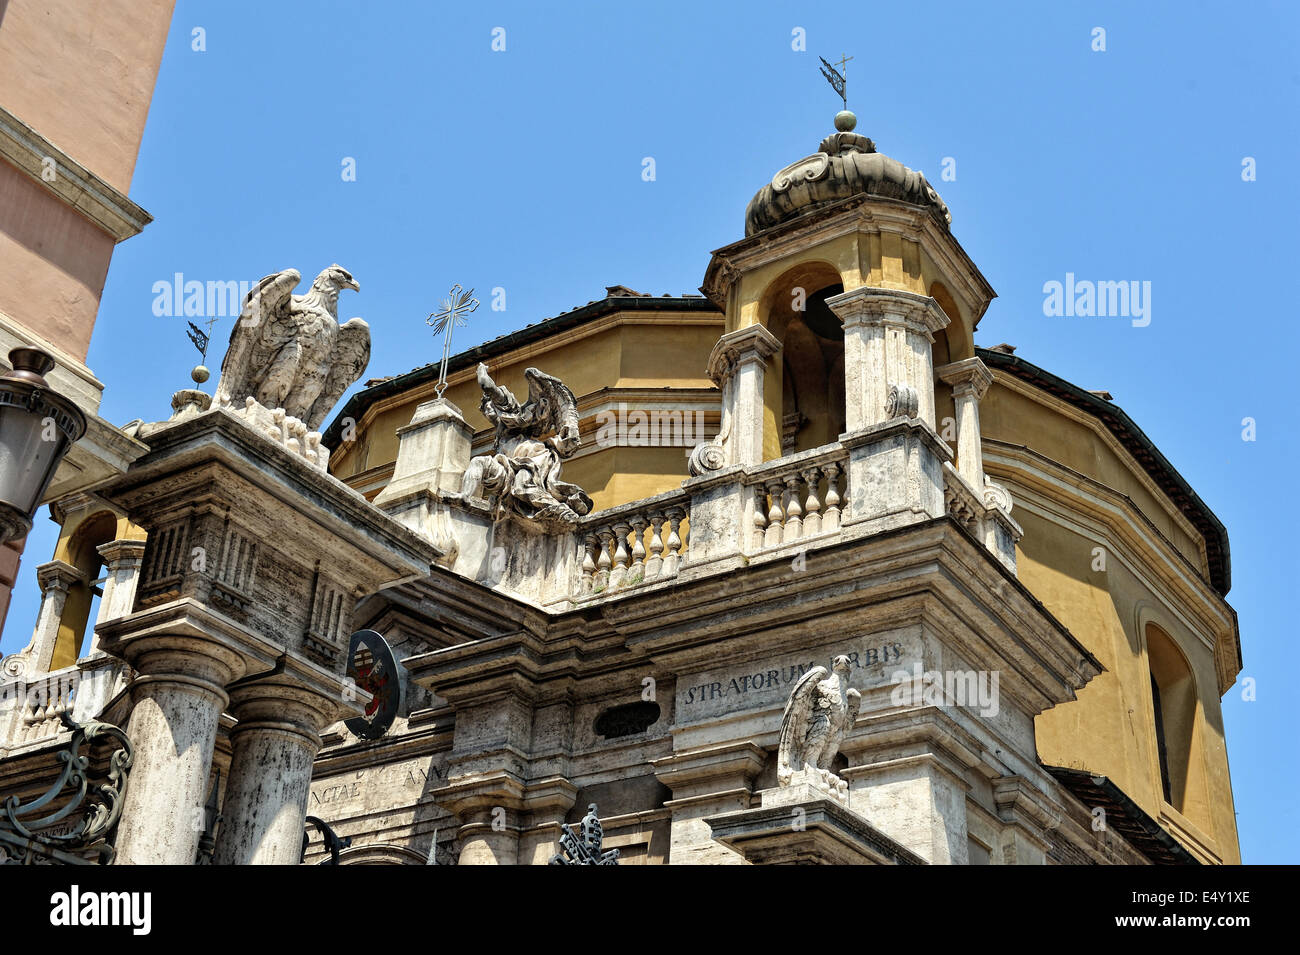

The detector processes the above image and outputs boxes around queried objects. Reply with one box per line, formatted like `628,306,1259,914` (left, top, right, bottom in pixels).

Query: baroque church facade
0,108,1241,865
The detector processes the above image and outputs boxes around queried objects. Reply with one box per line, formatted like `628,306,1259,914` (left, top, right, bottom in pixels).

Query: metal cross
426,284,479,398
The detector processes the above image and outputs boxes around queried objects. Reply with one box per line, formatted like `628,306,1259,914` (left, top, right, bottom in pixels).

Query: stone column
706,325,780,467
936,358,993,492
828,287,950,433
113,640,244,866
91,539,147,648
25,560,84,674
213,681,338,865
456,806,522,865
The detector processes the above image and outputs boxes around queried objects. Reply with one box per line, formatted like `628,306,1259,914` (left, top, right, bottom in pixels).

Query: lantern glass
0,348,88,542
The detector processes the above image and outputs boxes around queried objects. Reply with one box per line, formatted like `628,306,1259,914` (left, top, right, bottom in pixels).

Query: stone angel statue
214,264,369,433
777,655,861,794
461,363,593,526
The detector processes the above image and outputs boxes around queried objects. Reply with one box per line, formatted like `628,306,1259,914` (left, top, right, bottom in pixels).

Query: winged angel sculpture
461,363,593,526
777,655,861,797
213,265,369,469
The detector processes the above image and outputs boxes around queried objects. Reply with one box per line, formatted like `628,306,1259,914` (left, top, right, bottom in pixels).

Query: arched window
1145,624,1197,813
761,262,846,457
50,511,118,668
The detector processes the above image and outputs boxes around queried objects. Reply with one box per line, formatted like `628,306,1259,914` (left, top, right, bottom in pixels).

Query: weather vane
819,53,853,109
426,284,479,398
186,316,219,385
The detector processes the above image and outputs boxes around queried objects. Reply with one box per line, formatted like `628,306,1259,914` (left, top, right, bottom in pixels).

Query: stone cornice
0,105,152,242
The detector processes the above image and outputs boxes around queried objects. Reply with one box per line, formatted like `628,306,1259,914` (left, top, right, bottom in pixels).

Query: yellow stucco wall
981,379,1239,863
332,311,722,512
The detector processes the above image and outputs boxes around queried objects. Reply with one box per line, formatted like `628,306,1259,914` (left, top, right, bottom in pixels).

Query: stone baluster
823,462,843,533
646,513,665,579
663,508,685,577
752,486,769,550
610,522,631,589
802,467,822,537
581,533,599,593
595,527,613,590
783,474,804,541
764,479,785,548
629,516,647,582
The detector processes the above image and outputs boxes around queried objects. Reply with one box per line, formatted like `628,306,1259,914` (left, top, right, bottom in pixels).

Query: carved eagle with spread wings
777,655,861,786
214,265,369,432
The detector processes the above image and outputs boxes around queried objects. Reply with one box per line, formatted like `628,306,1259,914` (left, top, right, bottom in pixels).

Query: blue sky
4,0,1296,862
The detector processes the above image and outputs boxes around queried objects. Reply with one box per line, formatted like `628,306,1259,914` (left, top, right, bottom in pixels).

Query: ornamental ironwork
303,815,352,865
549,803,619,865
0,713,133,865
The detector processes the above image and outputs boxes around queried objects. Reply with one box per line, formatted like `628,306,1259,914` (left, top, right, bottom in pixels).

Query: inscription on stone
676,632,913,724
308,758,446,812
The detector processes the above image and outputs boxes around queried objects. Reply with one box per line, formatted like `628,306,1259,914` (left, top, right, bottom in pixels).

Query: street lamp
0,348,87,544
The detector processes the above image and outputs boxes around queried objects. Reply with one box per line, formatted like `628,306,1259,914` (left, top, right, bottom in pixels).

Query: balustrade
579,496,690,596
746,450,847,550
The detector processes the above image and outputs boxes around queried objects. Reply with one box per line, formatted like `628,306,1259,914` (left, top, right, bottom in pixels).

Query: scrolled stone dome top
744,110,952,237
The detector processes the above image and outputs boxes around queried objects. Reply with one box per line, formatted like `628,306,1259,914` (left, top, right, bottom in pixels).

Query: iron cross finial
426,284,480,398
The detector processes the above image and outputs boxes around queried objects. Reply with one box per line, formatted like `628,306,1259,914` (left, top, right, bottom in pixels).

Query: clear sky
4,0,1296,862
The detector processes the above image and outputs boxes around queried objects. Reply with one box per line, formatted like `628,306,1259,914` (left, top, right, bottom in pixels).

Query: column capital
35,559,84,594
827,286,950,338
705,324,781,384
95,538,147,568
225,678,352,750
936,357,994,400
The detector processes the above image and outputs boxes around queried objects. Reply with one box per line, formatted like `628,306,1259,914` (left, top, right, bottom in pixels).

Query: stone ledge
0,105,152,242
707,798,927,865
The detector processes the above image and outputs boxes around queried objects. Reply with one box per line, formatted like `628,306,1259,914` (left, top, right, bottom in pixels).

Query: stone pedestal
374,397,473,510
841,419,950,533
828,286,949,433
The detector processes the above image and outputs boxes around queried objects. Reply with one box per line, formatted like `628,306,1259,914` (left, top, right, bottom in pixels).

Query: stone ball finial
834,109,857,132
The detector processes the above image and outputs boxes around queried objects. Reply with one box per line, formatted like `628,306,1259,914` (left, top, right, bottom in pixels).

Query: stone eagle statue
215,265,369,433
461,363,593,525
777,655,861,793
